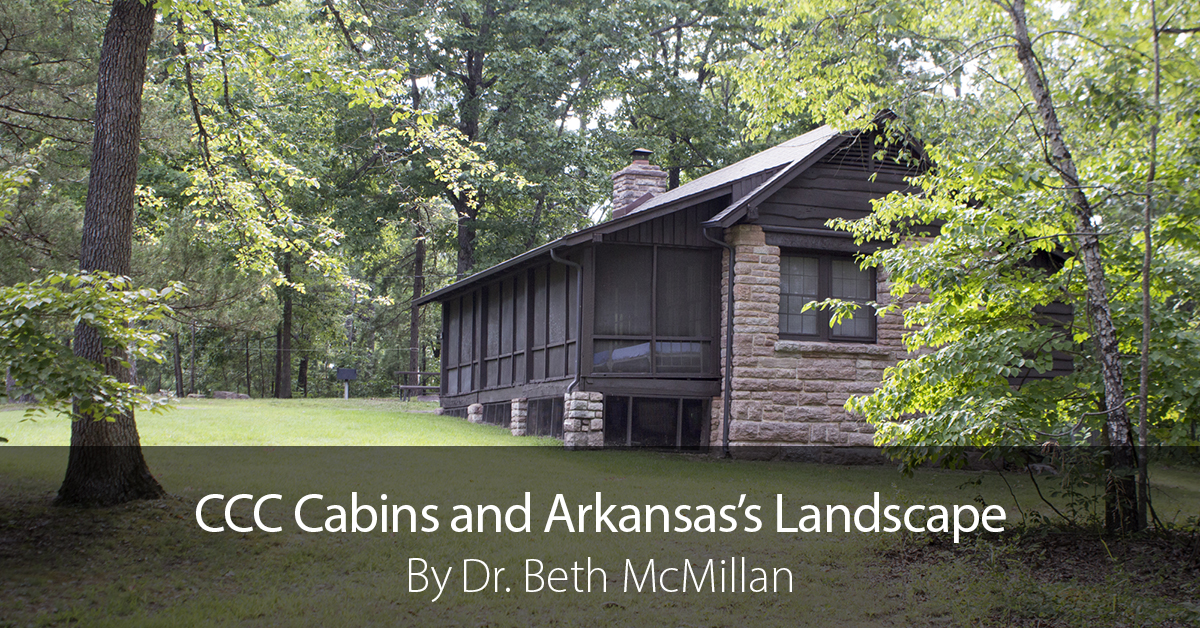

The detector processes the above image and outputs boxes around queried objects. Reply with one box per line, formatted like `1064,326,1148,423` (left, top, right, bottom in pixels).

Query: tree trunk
453,193,477,279
258,336,265,398
298,357,308,398
245,335,252,396
189,320,196,394
276,256,293,398
668,131,680,190
409,226,426,388
1005,0,1137,533
57,0,164,507
272,325,281,398
450,13,488,280
173,332,184,397
219,348,228,392
1137,0,1162,531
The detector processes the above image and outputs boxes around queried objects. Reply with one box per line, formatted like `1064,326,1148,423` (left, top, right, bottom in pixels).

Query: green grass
0,398,557,446
1,399,1198,627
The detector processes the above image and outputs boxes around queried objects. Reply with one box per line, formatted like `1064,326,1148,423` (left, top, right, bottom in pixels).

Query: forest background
1,0,798,401
0,0,1197,524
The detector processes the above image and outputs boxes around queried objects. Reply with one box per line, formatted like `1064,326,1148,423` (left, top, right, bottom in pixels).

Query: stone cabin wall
709,224,911,447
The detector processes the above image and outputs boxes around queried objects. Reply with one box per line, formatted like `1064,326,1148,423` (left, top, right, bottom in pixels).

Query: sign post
336,368,357,400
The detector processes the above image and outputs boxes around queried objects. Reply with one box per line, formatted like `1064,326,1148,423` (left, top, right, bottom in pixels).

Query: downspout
702,227,735,459
549,248,583,393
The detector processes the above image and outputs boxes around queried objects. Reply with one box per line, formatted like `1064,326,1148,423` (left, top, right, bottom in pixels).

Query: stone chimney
611,148,667,219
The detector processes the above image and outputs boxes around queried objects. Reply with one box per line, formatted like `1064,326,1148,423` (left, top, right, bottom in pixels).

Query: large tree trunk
453,194,477,279
450,13,488,279
1005,0,1137,533
57,0,164,507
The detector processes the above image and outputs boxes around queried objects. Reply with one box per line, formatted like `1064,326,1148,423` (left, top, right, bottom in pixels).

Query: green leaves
0,272,184,422
733,0,1200,468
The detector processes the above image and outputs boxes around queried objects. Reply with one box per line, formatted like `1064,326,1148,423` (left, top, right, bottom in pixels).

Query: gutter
549,248,583,393
702,226,735,459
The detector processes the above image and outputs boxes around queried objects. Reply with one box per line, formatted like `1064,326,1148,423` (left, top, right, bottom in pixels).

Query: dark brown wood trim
582,377,721,398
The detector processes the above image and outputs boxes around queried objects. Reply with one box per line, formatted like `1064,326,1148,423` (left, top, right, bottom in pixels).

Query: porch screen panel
514,274,527,383
501,279,514,354
445,300,459,369
485,283,501,388
548,264,567,378
445,299,459,395
656,248,712,337
499,277,515,387
486,283,501,357
566,267,575,340
561,264,576,375
532,267,548,380
654,248,713,374
595,246,652,336
548,264,566,344
593,339,651,373
460,292,475,393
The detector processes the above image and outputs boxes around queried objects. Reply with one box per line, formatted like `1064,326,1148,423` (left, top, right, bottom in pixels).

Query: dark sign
336,368,357,381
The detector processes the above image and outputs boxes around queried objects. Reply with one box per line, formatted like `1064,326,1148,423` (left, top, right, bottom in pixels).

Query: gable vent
824,134,925,176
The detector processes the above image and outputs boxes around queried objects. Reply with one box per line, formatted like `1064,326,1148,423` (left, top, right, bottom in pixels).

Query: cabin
414,115,933,450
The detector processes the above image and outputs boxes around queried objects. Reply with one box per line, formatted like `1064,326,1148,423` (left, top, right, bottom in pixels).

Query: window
780,254,875,342
592,245,716,375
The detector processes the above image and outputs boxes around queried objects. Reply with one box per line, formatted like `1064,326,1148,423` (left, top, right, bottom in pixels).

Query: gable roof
414,120,917,306
621,125,841,219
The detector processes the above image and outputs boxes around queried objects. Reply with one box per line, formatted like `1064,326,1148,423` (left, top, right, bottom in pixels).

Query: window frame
778,251,877,343
590,243,719,377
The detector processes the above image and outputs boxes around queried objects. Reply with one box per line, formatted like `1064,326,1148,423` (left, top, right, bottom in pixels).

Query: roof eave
701,132,851,229
413,184,735,306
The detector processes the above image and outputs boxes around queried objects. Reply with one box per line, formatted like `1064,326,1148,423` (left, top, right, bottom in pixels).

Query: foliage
0,272,181,420
603,0,783,190
733,0,1200,468
0,0,803,411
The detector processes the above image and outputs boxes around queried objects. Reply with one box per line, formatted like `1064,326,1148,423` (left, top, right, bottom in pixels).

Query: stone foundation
510,398,528,436
467,403,483,424
562,391,604,449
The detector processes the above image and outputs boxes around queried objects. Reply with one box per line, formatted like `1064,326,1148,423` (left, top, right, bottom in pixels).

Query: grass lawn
1,399,1197,627
0,398,557,446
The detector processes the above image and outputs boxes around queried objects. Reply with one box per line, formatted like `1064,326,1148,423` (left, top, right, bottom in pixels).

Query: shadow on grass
1,446,1198,627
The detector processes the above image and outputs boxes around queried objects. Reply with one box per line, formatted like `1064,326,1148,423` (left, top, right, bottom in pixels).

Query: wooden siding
756,133,921,231
731,168,783,203
603,197,726,246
